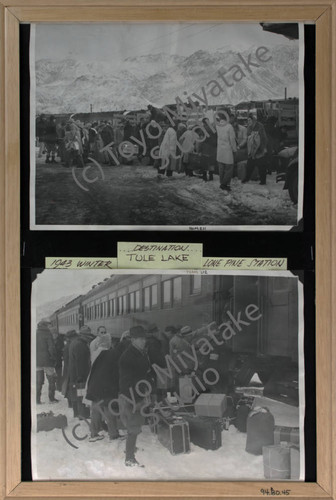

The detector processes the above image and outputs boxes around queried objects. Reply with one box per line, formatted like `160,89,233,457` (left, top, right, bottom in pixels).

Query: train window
135,290,140,311
129,292,135,312
190,275,202,294
173,277,182,304
123,295,128,314
144,287,151,311
151,284,158,308
162,280,172,308
118,296,123,315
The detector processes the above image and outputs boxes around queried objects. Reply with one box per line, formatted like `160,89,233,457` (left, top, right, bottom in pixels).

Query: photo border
29,269,306,482
1,1,335,499
28,20,305,232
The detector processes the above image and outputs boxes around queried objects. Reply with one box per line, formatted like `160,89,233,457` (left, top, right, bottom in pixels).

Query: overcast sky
34,269,113,306
35,22,298,64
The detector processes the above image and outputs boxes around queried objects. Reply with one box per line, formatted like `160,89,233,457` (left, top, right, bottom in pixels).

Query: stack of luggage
149,380,301,480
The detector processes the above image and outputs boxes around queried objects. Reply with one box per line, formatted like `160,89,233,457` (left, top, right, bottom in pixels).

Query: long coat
169,332,196,374
68,336,91,384
62,337,78,396
199,124,217,159
36,327,56,368
85,348,119,402
119,344,154,403
159,127,177,168
216,122,237,164
147,335,165,367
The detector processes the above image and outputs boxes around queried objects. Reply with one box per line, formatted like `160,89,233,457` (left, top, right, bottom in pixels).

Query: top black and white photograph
29,22,304,230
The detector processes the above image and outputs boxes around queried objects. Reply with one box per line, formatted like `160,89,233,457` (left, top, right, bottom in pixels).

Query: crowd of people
36,319,234,467
35,106,289,192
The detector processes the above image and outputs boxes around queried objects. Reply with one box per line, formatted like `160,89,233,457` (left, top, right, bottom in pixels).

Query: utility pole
90,104,93,113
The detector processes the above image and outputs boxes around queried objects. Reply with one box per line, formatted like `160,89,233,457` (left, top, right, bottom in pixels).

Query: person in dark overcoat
36,319,57,404
51,329,64,392
85,347,121,441
68,325,94,418
146,324,167,400
119,325,154,467
146,324,165,367
61,329,78,407
199,118,217,181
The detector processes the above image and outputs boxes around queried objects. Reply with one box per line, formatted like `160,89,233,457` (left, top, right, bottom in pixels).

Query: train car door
259,277,298,361
231,276,260,353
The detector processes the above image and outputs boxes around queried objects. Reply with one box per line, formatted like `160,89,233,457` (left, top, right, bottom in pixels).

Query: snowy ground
32,385,265,481
34,159,298,227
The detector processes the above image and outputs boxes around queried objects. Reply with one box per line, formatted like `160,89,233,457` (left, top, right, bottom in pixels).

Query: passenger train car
50,274,299,385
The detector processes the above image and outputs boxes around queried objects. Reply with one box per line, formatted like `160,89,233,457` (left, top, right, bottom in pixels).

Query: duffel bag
246,406,274,455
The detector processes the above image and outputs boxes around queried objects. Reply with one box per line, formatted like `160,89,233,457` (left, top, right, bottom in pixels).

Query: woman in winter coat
216,114,237,191
158,123,177,177
169,326,196,371
179,122,197,177
64,122,85,168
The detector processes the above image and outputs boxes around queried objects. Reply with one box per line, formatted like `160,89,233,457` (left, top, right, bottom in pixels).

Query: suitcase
246,407,275,455
263,444,291,479
274,426,300,446
37,411,68,432
157,414,190,455
194,393,227,418
178,375,194,404
184,415,222,450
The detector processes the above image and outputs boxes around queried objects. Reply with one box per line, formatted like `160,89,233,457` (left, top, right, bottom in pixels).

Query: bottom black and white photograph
31,269,305,481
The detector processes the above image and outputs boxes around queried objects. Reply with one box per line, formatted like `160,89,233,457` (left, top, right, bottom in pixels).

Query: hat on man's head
37,319,51,330
180,325,193,336
65,329,78,339
148,323,158,334
79,325,91,335
129,325,147,339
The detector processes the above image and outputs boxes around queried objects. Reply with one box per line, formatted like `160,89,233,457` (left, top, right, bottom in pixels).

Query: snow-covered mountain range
35,45,299,113
36,294,79,323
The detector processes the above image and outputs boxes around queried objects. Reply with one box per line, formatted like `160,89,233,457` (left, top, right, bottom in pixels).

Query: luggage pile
150,393,234,455
241,405,301,480
149,380,301,480
37,411,67,432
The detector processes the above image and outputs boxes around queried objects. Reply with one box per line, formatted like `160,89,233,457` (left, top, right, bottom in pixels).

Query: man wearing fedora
119,325,154,467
